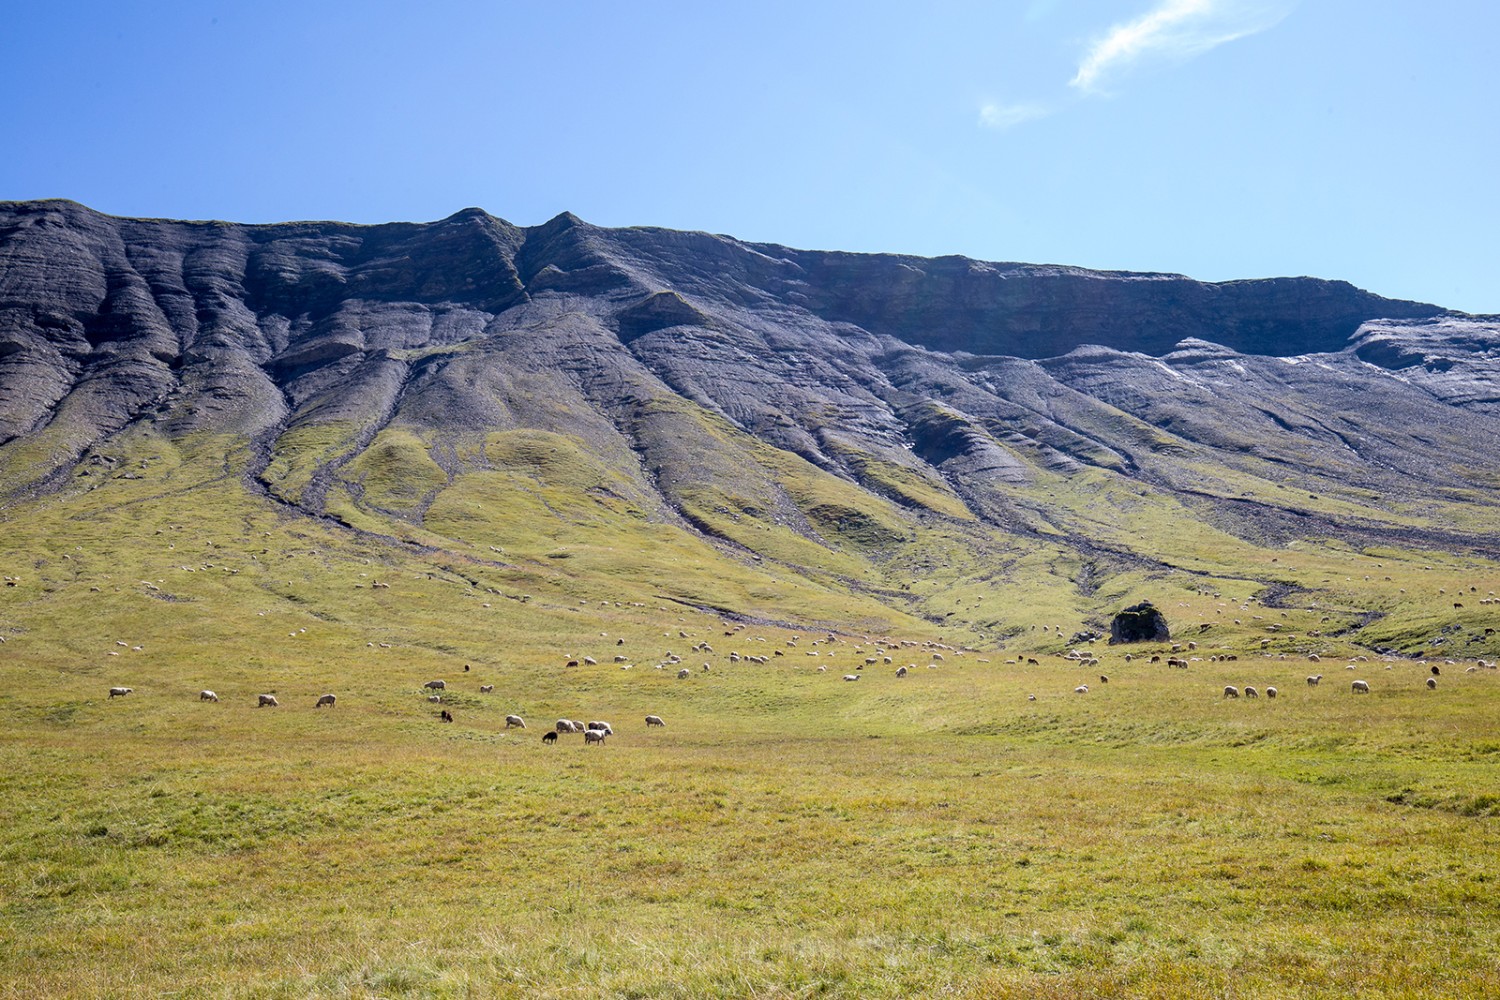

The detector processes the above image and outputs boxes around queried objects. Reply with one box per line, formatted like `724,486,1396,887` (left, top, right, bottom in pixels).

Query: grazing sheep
587,721,613,735
1266,687,1278,699
1352,679,1370,694
1427,677,1438,690
505,714,526,729
583,656,598,665
440,709,453,722
1244,686,1258,699
199,690,218,702
428,694,441,703
678,667,691,679
542,731,558,744
258,694,279,707
556,720,579,733
109,687,133,698
1028,694,1037,701
480,684,494,693
843,674,860,681
1431,665,1441,676
1099,675,1108,684
1307,675,1322,686
645,715,666,727
1223,685,1240,699
584,729,607,746
895,665,908,677
1074,684,1089,694
316,693,336,708
424,680,446,691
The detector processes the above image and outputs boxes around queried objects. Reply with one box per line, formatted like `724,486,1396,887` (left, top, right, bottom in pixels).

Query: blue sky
4,1,1497,313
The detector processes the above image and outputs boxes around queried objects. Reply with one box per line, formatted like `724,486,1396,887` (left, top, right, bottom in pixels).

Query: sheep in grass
505,715,526,729
1427,677,1438,690
423,679,446,692
678,667,691,679
1307,675,1322,686
199,690,218,702
586,721,613,736
1223,686,1239,699
109,687,133,699
895,665,908,677
584,729,607,746
542,731,558,744
1352,679,1371,694
556,720,579,733
843,674,860,682
440,709,453,722
1074,684,1089,694
258,694,279,708
316,693,337,708
1266,687,1278,699
479,684,494,694
1244,686,1258,699
645,715,666,727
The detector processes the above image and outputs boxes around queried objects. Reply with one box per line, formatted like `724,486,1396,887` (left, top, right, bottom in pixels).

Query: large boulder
1110,601,1169,644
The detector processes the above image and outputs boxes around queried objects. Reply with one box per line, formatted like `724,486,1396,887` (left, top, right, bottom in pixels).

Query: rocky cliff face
2,199,1497,573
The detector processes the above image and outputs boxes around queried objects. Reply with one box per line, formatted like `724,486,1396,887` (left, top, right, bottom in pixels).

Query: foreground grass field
3,438,1499,997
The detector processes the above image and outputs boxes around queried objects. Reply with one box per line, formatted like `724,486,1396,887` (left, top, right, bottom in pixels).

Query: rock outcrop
1110,602,1170,644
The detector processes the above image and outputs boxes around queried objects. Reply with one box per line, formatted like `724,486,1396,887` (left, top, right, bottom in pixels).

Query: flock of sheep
104,678,666,745
99,601,1496,735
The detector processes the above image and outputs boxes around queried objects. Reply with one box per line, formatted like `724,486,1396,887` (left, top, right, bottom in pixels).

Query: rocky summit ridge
2,199,1498,637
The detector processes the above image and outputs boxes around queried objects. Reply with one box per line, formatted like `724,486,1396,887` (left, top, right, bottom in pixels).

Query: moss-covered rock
1110,601,1170,644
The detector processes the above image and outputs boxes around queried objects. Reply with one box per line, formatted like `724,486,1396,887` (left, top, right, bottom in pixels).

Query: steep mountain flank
2,199,1498,637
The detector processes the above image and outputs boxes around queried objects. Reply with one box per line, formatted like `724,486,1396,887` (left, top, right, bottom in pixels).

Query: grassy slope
3,429,1499,997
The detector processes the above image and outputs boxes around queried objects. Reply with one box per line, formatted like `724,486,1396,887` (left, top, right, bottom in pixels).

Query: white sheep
480,684,494,693
843,674,860,681
1074,684,1089,694
895,665,908,677
1244,686,1258,698
1223,685,1239,699
587,721,613,735
556,719,580,733
584,729,607,745
199,690,218,702
1306,675,1322,686
1351,679,1370,694
505,714,526,729
316,693,336,708
1265,687,1278,699
258,694,279,707
645,715,666,727
678,667,691,679
109,687,133,698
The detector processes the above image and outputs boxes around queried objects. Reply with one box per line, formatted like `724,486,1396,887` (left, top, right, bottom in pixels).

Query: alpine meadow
2,200,1499,998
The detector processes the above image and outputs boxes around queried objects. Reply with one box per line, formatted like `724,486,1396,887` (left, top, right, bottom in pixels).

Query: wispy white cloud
978,101,1053,130
1070,0,1293,94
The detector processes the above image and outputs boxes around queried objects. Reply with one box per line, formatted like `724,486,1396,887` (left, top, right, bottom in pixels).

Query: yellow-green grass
4,431,1500,997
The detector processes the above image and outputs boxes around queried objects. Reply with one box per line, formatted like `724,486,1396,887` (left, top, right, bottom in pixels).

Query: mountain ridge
3,198,1499,645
